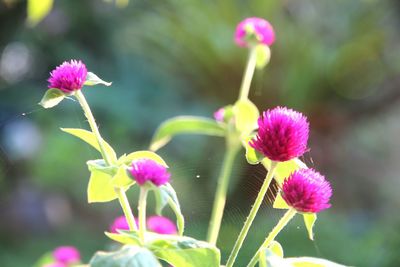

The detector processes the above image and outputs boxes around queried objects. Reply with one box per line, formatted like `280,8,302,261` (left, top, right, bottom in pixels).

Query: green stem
226,161,278,267
247,208,297,267
75,90,137,232
116,187,138,231
239,47,257,101
207,142,240,245
138,187,148,244
74,90,112,165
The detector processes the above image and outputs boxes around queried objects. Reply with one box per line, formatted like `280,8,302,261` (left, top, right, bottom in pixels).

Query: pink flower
235,17,275,47
282,169,332,213
109,216,130,233
48,60,87,93
52,246,80,265
214,108,225,122
130,159,170,187
250,107,309,162
147,215,177,235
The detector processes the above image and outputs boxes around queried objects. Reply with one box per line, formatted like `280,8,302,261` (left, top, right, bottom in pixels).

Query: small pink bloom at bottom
147,215,177,235
52,246,80,264
109,216,130,233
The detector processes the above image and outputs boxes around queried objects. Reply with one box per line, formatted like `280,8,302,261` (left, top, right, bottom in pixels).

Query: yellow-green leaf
118,151,168,167
104,232,140,246
150,116,225,151
61,128,117,163
286,257,349,267
263,158,307,185
303,213,317,240
84,72,112,87
27,0,53,27
243,135,263,165
111,166,135,188
87,170,118,203
268,241,284,258
233,99,259,136
39,88,65,109
273,191,290,209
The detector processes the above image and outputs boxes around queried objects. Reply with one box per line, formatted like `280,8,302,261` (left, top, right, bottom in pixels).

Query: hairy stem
247,208,297,267
207,142,240,245
75,90,137,231
226,161,278,267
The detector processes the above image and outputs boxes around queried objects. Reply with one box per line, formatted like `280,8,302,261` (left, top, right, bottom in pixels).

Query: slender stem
239,47,257,101
116,187,138,231
75,90,137,232
138,187,148,244
226,161,278,267
74,90,112,165
247,209,297,267
207,142,240,245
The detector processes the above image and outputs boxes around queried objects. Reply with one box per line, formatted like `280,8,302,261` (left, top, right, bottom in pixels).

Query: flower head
282,168,332,213
147,215,177,235
48,60,87,93
109,216,130,233
249,107,309,162
214,108,225,122
52,246,80,265
235,17,275,47
130,159,170,187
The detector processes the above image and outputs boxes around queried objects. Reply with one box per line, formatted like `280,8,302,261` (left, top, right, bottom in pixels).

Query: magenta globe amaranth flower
130,159,170,186
282,168,332,213
250,107,309,162
110,215,130,233
48,60,87,93
147,215,177,235
235,17,275,47
52,246,80,265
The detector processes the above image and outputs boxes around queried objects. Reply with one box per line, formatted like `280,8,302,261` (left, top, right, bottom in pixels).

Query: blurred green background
1,0,400,266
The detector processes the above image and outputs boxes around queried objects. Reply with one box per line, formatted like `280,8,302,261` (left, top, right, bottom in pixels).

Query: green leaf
268,241,284,258
255,44,271,69
105,231,141,246
39,88,66,109
33,252,54,267
84,72,112,87
110,166,135,188
118,150,168,167
150,116,225,151
27,0,53,27
151,235,220,267
233,99,259,136
260,249,292,267
303,213,317,241
273,191,290,209
87,159,117,175
90,245,162,267
151,183,184,236
87,169,118,203
286,257,349,267
244,135,264,165
61,128,117,162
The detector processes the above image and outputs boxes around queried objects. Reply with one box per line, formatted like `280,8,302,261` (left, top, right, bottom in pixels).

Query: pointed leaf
105,231,140,246
90,245,161,267
151,235,220,267
263,158,307,185
27,0,53,26
286,257,349,267
233,99,259,135
243,135,263,165
268,241,284,258
39,88,66,109
87,169,118,203
84,72,112,87
151,183,184,236
303,213,317,240
61,128,117,162
255,44,271,69
150,116,225,151
273,191,290,209
118,150,168,167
